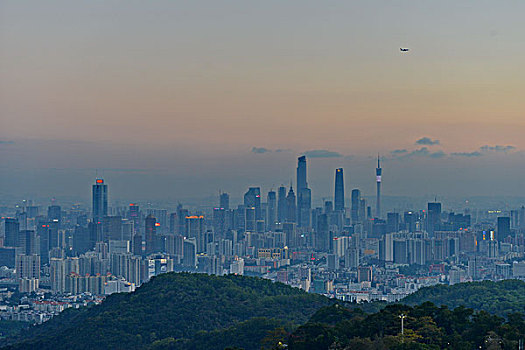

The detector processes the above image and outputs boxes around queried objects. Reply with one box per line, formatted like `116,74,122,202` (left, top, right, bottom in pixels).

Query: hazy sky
1,1,525,203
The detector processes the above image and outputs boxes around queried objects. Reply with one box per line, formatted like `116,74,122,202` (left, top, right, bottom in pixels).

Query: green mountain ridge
1,273,333,350
2,275,525,350
401,279,525,316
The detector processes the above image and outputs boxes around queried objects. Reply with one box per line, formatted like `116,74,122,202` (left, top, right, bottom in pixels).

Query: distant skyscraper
277,186,287,223
19,230,38,255
47,205,61,223
103,216,123,241
128,203,140,233
219,192,230,210
92,179,108,223
497,217,511,241
169,212,177,234
212,208,226,237
267,190,276,231
243,187,261,220
145,214,156,254
297,187,311,227
334,168,345,212
177,205,189,236
297,156,307,191
186,215,205,252
296,156,311,227
4,218,20,247
286,186,296,223
404,211,416,232
324,201,333,214
376,156,382,218
386,212,400,233
351,189,360,224
426,202,442,235
519,205,525,230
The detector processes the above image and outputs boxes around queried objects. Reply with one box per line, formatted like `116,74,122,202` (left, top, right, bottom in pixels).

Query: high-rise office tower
386,212,400,233
219,192,230,210
297,156,307,191
375,156,382,218
4,218,20,247
351,189,360,224
169,212,177,234
497,217,511,241
212,207,226,237
286,186,296,223
334,168,345,212
103,216,123,241
145,214,156,254
37,224,51,264
244,187,261,220
360,199,367,222
519,205,525,230
186,215,205,252
267,190,277,231
245,207,256,232
177,205,189,236
297,188,311,227
296,156,311,227
128,203,140,233
277,186,287,223
324,201,333,214
404,211,416,232
22,230,40,255
92,179,108,223
426,202,442,235
47,205,61,223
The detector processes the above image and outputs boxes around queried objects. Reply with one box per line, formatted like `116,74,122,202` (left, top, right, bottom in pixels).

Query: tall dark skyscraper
426,202,442,235
219,192,229,210
128,203,140,233
47,205,61,223
497,217,511,241
334,168,345,212
351,189,360,224
4,218,20,247
296,156,307,191
296,156,311,227
404,211,416,232
244,187,261,220
277,186,287,223
92,179,108,223
286,186,296,223
145,214,156,254
267,190,276,231
376,156,382,218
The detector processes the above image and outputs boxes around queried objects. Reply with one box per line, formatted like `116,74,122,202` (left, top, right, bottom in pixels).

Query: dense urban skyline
2,2,525,348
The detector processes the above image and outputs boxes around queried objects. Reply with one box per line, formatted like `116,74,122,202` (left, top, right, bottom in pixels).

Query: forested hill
2,273,333,350
4,276,525,350
288,302,525,350
401,279,525,316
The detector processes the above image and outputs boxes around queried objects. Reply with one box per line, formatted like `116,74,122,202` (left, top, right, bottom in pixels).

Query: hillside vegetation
3,275,525,350
2,273,333,350
401,279,525,316
288,302,525,350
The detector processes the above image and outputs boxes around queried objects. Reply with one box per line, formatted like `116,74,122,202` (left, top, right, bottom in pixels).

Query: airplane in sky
400,48,410,52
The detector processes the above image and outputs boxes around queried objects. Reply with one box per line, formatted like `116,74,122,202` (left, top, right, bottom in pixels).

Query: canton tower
376,155,382,218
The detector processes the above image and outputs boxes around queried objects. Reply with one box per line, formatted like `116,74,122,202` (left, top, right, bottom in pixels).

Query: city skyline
2,2,525,348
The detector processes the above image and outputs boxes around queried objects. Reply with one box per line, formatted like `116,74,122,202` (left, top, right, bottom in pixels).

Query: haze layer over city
2,1,525,204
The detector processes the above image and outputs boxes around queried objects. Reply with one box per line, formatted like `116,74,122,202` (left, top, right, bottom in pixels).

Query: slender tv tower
376,155,382,218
